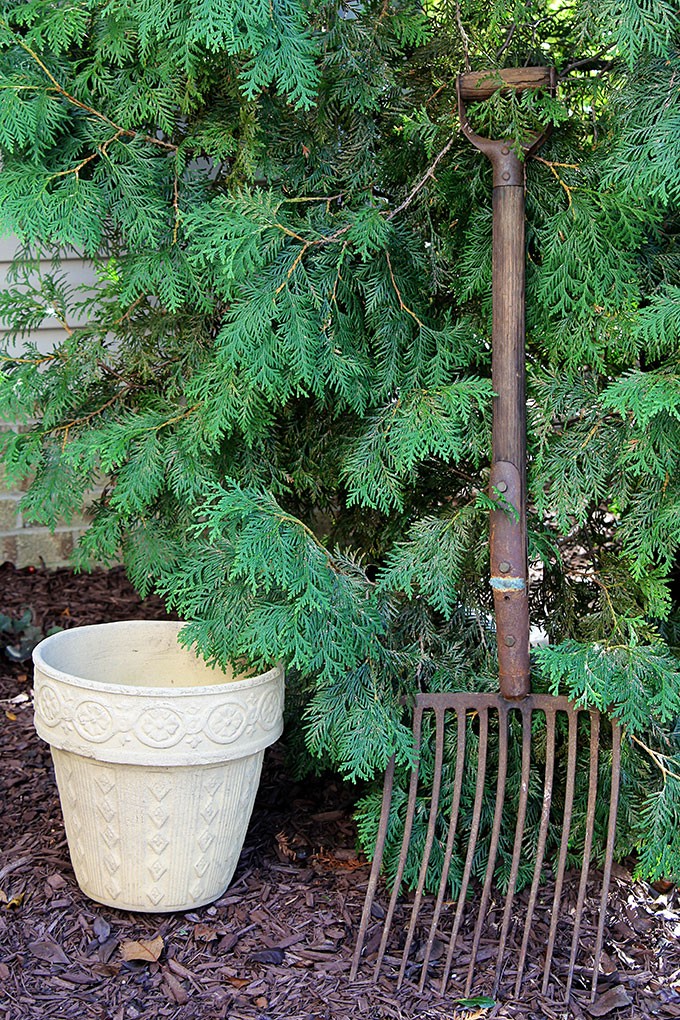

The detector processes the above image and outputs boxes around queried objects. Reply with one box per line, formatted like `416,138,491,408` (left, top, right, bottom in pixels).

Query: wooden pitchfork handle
457,68,555,700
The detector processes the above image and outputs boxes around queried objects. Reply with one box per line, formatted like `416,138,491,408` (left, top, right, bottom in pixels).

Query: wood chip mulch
1,564,679,1020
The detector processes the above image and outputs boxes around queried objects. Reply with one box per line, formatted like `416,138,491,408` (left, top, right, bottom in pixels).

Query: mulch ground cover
1,563,679,1020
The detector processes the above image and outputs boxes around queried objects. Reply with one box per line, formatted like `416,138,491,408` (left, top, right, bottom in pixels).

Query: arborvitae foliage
1,0,679,885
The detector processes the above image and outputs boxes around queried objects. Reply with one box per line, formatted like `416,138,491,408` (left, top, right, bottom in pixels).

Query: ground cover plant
0,0,679,889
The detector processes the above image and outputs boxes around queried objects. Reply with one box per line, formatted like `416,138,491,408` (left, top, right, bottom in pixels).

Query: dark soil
1,565,679,1020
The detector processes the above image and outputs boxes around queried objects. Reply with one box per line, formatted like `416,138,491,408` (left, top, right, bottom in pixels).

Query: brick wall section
0,428,97,569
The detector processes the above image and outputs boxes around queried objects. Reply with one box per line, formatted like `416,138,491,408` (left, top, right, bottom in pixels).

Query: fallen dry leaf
226,977,250,989
93,915,111,942
120,935,164,963
3,892,24,909
588,985,632,1016
28,940,70,965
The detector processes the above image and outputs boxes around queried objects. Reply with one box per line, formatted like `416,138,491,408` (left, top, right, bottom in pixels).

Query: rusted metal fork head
351,691,621,1004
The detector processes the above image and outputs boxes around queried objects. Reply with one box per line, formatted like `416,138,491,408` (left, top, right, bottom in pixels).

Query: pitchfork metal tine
350,754,395,981
565,712,600,1002
373,705,425,979
418,707,467,992
353,694,619,1003
440,707,490,993
490,705,533,997
542,709,578,995
590,721,622,1001
514,709,557,996
464,703,509,995
397,706,446,988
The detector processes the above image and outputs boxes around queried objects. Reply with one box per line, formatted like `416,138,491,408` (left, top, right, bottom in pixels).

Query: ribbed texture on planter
33,621,284,912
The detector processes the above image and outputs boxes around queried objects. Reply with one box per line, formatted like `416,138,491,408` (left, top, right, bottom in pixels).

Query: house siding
0,237,100,567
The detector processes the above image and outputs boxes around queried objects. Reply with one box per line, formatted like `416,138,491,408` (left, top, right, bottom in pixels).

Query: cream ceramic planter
33,620,284,912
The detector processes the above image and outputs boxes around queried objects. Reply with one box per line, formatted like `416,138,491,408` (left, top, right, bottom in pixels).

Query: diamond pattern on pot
97,799,116,823
103,853,120,875
203,774,224,796
148,832,169,855
149,860,167,881
61,759,88,884
198,832,215,852
194,857,210,877
239,754,262,809
188,880,204,902
94,772,116,796
60,757,77,807
101,825,120,849
201,803,219,825
149,803,168,827
105,879,122,901
149,777,173,801
146,775,172,892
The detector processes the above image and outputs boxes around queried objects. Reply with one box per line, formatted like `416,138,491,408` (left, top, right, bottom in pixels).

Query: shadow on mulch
1,565,679,1020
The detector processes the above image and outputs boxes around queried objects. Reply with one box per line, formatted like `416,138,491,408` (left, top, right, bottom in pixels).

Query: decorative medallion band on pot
33,620,284,912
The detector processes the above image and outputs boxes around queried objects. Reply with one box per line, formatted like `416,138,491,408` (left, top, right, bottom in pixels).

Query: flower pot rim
33,619,282,699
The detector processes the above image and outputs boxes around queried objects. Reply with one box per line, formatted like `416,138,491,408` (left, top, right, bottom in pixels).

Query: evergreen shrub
0,0,679,886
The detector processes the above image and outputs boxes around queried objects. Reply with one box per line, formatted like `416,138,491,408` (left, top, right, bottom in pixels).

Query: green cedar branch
0,18,178,154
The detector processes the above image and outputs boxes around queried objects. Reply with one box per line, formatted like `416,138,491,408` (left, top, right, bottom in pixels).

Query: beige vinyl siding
0,237,101,567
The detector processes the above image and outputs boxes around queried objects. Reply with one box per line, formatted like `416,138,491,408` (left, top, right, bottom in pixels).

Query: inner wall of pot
36,621,243,689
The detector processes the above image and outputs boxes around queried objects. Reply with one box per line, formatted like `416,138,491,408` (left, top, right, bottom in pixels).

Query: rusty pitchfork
351,68,622,1004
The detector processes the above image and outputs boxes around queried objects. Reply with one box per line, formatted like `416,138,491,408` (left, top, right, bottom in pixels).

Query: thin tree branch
559,45,617,78
50,389,131,433
385,252,424,327
630,733,680,783
496,22,517,61
388,136,456,221
172,170,181,245
455,0,471,72
426,79,452,105
532,155,578,210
